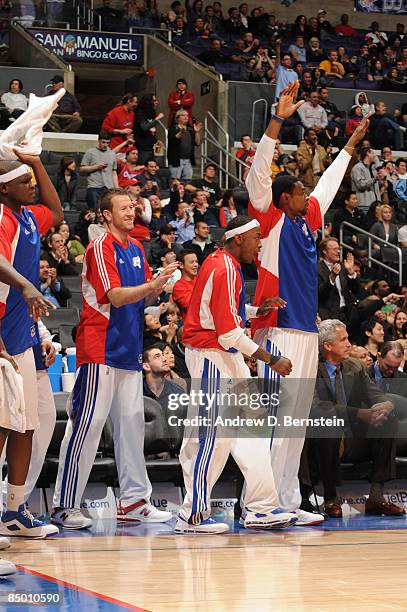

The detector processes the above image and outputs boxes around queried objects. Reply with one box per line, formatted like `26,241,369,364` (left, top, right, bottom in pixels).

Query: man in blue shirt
38,257,71,308
307,319,404,519
275,40,298,100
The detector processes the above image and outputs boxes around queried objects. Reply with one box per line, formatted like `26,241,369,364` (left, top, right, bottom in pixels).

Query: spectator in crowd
80,132,118,209
276,154,299,179
197,37,229,66
122,177,151,242
223,6,245,35
167,78,195,127
38,257,71,308
292,14,309,40
368,59,385,83
87,208,108,242
134,94,164,164
190,189,220,226
74,208,96,247
149,194,172,237
316,9,335,40
318,239,360,322
144,313,165,346
345,106,363,137
170,15,189,47
307,37,324,64
56,221,86,264
351,147,381,214
370,204,398,253
0,79,28,127
355,92,375,117
332,192,366,247
297,90,328,134
186,163,222,208
394,311,407,340
319,50,345,80
309,319,403,518
168,110,202,181
236,134,256,179
362,317,385,361
297,70,314,100
288,35,307,63
150,224,179,266
172,249,199,320
219,189,237,226
43,232,78,276
96,0,125,32
367,341,407,395
249,46,275,83
55,156,78,211
169,201,195,243
101,93,137,153
274,39,298,100
46,75,82,133
117,148,145,187
296,127,331,191
349,345,374,368
335,13,357,38
136,159,164,194
370,102,406,151
384,67,407,92
365,21,388,46
182,220,217,265
142,344,184,412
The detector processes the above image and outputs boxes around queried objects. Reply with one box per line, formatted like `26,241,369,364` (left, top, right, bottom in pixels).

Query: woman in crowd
370,204,398,255
219,189,237,227
368,59,385,82
383,67,407,92
55,221,86,264
345,105,363,137
292,14,310,40
134,94,164,164
393,310,407,340
55,156,78,211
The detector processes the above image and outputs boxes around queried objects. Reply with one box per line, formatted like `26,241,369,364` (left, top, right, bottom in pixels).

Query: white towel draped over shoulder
0,88,66,160
0,358,26,432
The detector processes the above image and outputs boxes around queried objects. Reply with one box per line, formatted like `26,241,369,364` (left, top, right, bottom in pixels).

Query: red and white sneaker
117,500,172,523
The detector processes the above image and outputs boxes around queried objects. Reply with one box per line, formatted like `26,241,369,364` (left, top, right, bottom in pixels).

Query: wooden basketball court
2,519,407,611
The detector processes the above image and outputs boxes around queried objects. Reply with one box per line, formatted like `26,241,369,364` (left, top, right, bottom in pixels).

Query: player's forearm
245,134,275,212
107,283,155,307
310,149,352,217
265,116,283,140
31,159,63,225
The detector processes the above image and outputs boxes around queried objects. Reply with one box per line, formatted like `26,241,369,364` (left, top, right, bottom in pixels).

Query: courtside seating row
34,391,407,501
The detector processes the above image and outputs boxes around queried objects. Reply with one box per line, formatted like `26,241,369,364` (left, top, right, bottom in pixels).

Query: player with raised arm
0,152,62,539
175,215,297,534
246,82,370,526
52,188,179,529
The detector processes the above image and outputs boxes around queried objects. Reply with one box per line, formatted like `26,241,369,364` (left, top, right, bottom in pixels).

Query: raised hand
275,81,304,120
347,114,370,147
343,252,355,275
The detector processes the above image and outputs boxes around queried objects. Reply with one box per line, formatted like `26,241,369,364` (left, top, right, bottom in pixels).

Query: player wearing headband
0,153,63,538
175,216,296,534
247,82,370,525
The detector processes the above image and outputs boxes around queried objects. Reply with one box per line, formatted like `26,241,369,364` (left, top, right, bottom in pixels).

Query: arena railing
201,111,250,189
339,221,403,286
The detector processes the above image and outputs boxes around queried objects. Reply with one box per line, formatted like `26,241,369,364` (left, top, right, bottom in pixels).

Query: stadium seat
46,308,80,328
62,210,81,227
61,276,81,293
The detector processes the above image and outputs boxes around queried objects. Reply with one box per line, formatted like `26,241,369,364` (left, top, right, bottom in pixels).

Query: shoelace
22,508,37,524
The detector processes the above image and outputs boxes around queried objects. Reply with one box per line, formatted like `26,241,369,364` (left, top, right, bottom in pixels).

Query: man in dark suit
367,341,407,397
308,319,404,518
318,238,361,323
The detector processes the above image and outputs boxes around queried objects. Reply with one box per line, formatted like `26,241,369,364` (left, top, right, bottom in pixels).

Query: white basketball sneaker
0,537,10,550
294,508,325,526
243,509,298,530
51,508,92,530
0,559,16,576
174,517,229,534
0,505,59,539
117,500,172,523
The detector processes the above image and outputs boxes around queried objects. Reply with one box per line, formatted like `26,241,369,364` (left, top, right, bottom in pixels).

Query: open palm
275,81,304,120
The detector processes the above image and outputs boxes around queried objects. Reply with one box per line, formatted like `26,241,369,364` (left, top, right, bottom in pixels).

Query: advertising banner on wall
28,29,144,65
354,0,407,14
